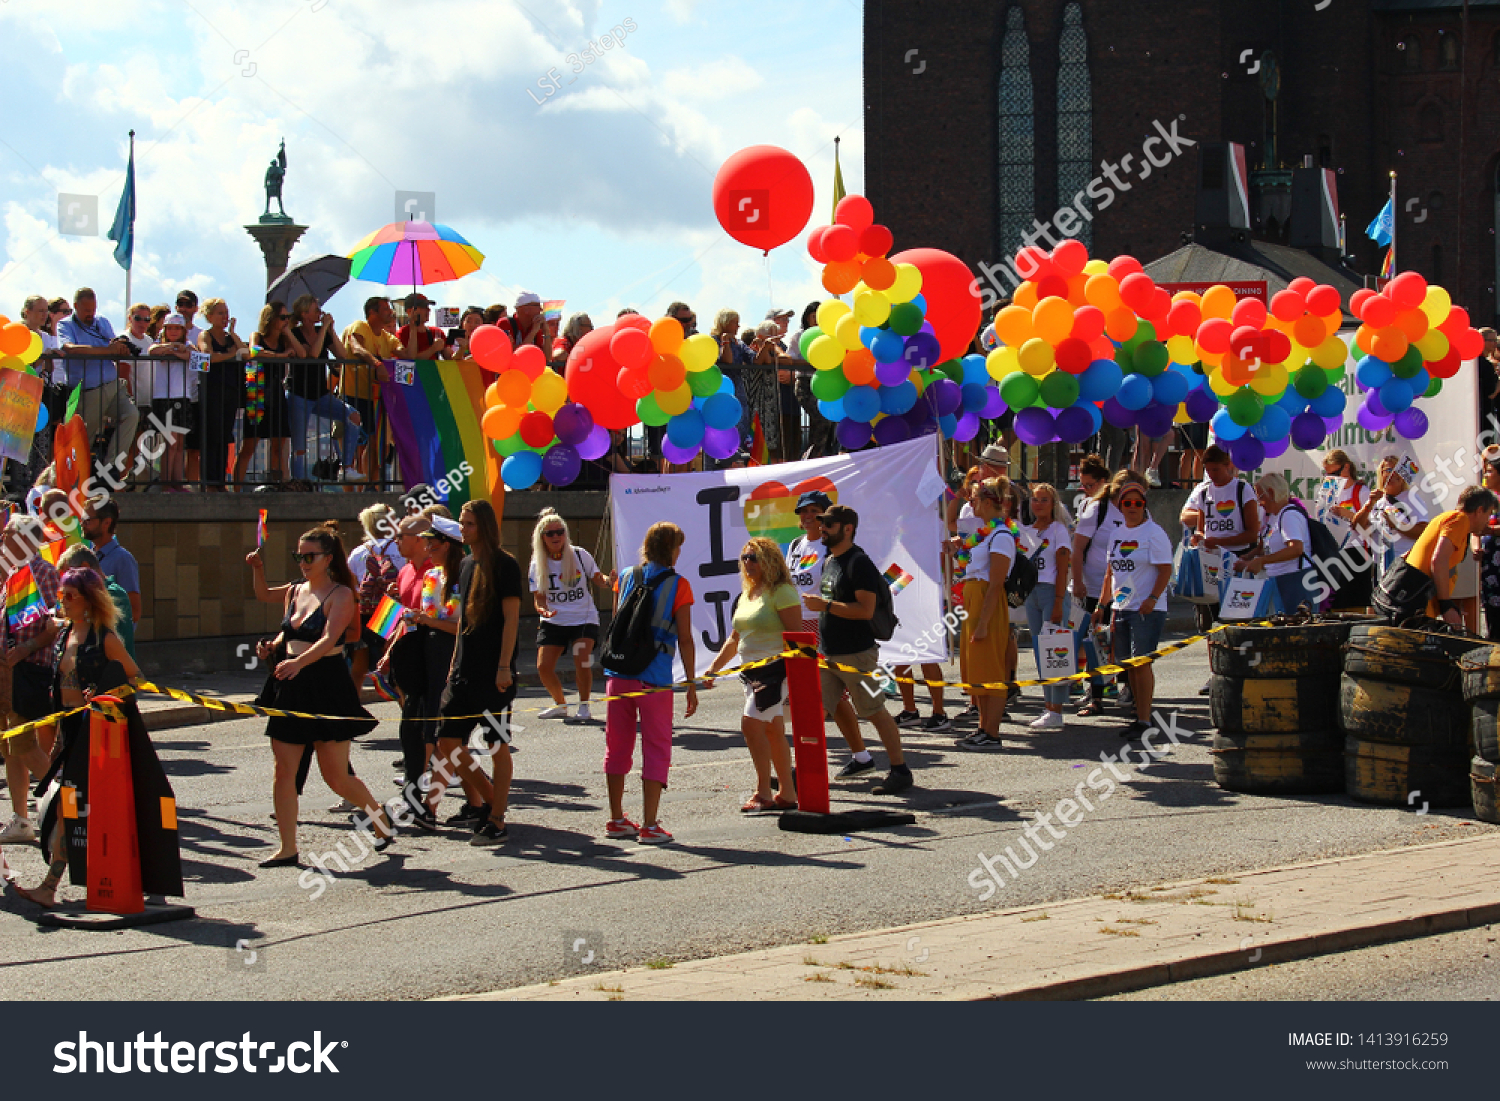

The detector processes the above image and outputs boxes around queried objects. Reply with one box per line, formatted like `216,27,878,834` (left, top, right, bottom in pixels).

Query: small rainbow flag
257,508,268,549
5,566,45,632
883,563,915,595
367,594,404,639
542,299,566,322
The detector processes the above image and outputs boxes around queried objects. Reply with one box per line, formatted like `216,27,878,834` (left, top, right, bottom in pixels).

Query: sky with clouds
0,0,864,329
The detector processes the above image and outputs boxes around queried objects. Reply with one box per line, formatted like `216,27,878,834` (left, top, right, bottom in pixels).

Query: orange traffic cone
84,696,143,915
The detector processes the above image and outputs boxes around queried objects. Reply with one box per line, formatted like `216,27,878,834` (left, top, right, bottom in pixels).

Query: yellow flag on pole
831,136,846,222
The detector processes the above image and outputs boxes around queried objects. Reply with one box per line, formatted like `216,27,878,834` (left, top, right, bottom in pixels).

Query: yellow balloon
887,263,923,303
21,331,42,365
807,335,844,370
530,370,568,414
0,355,26,372
1414,328,1449,361
1173,402,1192,424
1421,284,1452,322
1165,334,1197,364
1311,335,1348,369
985,346,1020,380
657,382,693,415
1082,258,1109,276
1207,369,1239,397
816,299,851,333
853,291,891,327
680,333,719,372
1248,362,1288,397
834,313,865,351
1018,337,1054,376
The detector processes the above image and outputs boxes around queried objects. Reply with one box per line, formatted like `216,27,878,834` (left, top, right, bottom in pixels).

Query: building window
1418,102,1444,143
1056,3,1093,251
1493,29,1500,66
1400,34,1422,71
998,6,1035,267
1429,190,1445,212
1439,32,1458,71
1432,243,1443,284
1318,133,1332,168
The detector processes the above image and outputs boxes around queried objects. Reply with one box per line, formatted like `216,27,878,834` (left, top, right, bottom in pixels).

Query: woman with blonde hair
1019,482,1074,729
704,537,801,812
955,478,1015,750
529,508,613,721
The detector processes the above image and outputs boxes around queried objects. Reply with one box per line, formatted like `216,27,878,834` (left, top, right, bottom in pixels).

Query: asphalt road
1,639,1492,1001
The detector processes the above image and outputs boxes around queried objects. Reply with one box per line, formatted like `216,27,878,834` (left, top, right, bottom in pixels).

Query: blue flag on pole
1365,198,1393,248
107,146,135,271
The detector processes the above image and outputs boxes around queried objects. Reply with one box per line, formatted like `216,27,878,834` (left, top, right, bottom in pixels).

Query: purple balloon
541,443,582,486
1365,390,1390,418
1229,436,1265,471
1356,404,1393,433
1322,414,1345,436
1014,407,1057,446
837,418,873,450
1393,406,1429,440
903,331,942,371
703,425,741,461
872,416,912,447
1260,436,1291,460
662,438,701,465
904,403,934,430
1055,405,1095,444
1184,386,1219,423
981,386,1007,418
552,403,594,447
1290,411,1327,451
929,378,962,417
875,358,910,387
1102,396,1138,428
577,422,611,461
952,410,980,442
1136,403,1176,438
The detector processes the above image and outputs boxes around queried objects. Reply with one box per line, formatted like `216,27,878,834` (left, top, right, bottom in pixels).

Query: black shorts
436,673,517,745
536,621,599,649
151,397,196,439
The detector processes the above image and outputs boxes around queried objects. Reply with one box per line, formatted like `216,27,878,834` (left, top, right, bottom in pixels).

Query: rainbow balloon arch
447,144,1487,490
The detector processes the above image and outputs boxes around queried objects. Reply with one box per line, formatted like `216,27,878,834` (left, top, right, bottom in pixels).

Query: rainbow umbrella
348,220,484,288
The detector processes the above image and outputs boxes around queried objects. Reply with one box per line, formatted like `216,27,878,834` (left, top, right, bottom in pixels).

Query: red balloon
1264,329,1293,363
1052,239,1089,277
616,366,652,401
1118,272,1156,313
1287,276,1317,296
1141,287,1172,324
823,224,859,262
1230,325,1263,360
1167,300,1202,336
1014,246,1054,282
1107,255,1143,282
1054,337,1091,373
610,326,653,370
1350,288,1376,317
860,224,894,257
1197,317,1232,354
1388,271,1428,310
1455,327,1486,359
1439,305,1471,336
889,248,983,363
1429,348,1461,379
711,144,814,252
1070,304,1106,342
617,312,651,333
834,194,874,233
1269,290,1305,323
1305,284,1341,316
512,344,546,380
1035,275,1070,302
1230,297,1267,329
470,325,512,372
807,224,831,263
519,410,555,449
565,321,642,430
1361,294,1396,328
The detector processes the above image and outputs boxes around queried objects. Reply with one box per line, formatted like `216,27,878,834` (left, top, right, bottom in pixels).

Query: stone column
244,220,308,289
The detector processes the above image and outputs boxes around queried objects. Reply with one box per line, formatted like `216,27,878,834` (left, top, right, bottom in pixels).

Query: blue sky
0,0,864,329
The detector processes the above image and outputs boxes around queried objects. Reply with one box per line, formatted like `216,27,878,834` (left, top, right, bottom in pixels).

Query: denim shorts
1114,608,1167,660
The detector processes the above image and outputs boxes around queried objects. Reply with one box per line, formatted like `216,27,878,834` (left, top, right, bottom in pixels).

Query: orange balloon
1394,308,1429,341
1032,297,1075,345
481,404,524,440
1292,315,1326,349
1319,312,1342,342
647,353,687,392
1065,273,1089,305
1170,290,1204,306
1084,274,1122,311
843,353,876,386
1012,281,1038,310
1370,328,1409,362
862,256,896,290
485,381,505,408
1221,353,1254,387
0,323,28,357
495,369,532,407
650,317,685,355
1199,284,1237,320
1198,348,1225,368
994,305,1035,347
1354,325,1375,355
1104,306,1138,343
822,260,862,294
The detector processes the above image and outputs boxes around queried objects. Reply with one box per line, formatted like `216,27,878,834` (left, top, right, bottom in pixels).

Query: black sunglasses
740,553,759,563
543,529,565,538
292,551,328,564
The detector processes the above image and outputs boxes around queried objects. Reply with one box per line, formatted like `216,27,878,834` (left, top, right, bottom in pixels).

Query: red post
85,697,144,915
782,631,829,815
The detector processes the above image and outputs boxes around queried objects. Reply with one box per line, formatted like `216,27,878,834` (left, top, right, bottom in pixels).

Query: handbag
1038,625,1077,680
1219,574,1283,621
1172,528,1208,603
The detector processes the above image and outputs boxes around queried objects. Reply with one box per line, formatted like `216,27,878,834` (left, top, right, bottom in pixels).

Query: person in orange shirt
1374,485,1497,625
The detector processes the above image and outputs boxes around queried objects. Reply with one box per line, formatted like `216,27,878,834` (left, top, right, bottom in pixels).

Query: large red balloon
711,145,814,253
889,247,983,363
566,321,642,430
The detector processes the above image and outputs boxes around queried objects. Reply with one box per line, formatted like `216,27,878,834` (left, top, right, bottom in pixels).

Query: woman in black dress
256,523,391,867
193,298,246,490
234,300,303,489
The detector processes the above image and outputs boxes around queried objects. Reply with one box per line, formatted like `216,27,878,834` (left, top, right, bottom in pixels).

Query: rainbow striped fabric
542,300,566,322
366,594,404,639
883,563,915,595
380,360,503,509
5,566,46,632
256,508,268,548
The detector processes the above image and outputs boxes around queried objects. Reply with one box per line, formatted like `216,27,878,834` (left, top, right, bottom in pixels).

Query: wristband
1438,599,1461,614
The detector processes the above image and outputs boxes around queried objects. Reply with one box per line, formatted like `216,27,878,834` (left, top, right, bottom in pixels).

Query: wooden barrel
1206,614,1376,795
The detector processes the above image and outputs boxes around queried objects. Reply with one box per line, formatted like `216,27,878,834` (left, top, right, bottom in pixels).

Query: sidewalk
455,834,1500,1001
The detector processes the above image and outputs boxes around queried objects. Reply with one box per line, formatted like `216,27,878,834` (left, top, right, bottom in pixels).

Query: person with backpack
347,504,405,689
1180,445,1260,632
801,504,913,793
1071,468,1147,717
1235,473,1320,616
1018,482,1073,730
601,521,698,843
529,508,613,722
1092,482,1173,740
954,479,1015,749
1373,485,1498,626
1318,449,1374,609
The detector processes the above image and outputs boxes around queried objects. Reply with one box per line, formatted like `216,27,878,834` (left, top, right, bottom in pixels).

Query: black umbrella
267,254,352,307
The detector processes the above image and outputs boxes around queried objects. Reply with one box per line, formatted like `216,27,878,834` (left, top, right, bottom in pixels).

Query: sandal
772,795,798,811
1077,699,1106,718
740,794,777,814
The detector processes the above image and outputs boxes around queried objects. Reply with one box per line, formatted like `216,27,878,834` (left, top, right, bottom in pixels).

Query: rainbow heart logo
1117,540,1139,556
1048,647,1069,658
744,476,837,544
1215,500,1236,514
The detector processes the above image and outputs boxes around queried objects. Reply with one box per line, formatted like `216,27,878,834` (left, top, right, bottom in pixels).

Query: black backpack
601,566,679,677
1282,500,1341,567
841,549,899,642
1005,543,1040,608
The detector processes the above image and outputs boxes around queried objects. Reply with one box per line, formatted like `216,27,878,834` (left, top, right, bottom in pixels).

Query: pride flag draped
366,594,404,639
6,566,46,632
378,360,503,510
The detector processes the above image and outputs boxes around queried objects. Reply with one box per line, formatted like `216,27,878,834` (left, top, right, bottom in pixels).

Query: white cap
515,291,542,308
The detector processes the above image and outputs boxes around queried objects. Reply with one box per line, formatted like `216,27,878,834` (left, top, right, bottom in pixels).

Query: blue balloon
961,354,989,386
1151,370,1189,407
1078,359,1124,403
1355,354,1392,390
938,413,958,437
1408,367,1431,395
702,392,742,430
843,385,881,423
1379,377,1414,413
1211,408,1248,441
1083,401,1103,433
910,294,927,315
817,398,846,422
960,382,989,413
869,330,905,363
1117,373,1154,411
1309,386,1347,417
667,409,706,449
34,403,48,434
1275,388,1310,415
1249,405,1291,442
501,450,542,490
880,379,918,415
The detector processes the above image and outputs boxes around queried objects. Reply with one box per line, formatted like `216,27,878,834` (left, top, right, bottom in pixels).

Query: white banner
609,435,946,673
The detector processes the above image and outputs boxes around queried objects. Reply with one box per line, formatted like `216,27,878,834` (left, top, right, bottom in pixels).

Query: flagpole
124,131,135,307
1388,169,1397,279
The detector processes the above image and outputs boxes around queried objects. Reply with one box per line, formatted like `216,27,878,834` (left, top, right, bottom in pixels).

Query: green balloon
1114,344,1136,372
1125,320,1156,350
687,366,724,397
888,302,924,336
1038,370,1080,409
999,371,1040,410
811,369,851,401
1133,341,1169,376
1425,376,1443,398
637,392,670,427
939,359,964,382
1226,387,1265,427
495,434,528,457
799,327,823,359
1323,364,1345,384
1293,364,1328,399
1390,346,1424,380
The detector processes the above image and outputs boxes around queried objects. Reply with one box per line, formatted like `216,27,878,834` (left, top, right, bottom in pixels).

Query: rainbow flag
542,300,566,322
379,359,503,510
5,566,45,632
883,563,914,595
256,508,268,548
1380,247,1394,279
366,594,404,639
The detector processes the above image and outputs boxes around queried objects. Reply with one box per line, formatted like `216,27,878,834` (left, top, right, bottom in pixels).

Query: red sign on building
1158,281,1269,301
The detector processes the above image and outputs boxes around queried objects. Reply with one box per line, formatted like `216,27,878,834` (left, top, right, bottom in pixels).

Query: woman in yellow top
1373,485,1497,625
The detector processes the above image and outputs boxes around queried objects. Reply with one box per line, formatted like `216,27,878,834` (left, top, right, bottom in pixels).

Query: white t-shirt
529,546,601,626
966,528,1014,585
119,332,152,404
1193,477,1253,546
785,534,826,603
347,537,408,586
1020,521,1071,586
1371,489,1427,566
149,341,196,401
1105,521,1173,613
1265,505,1310,578
1076,498,1126,598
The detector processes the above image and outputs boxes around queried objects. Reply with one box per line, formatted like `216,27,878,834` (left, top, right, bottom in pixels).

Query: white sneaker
1146,468,1161,488
327,799,355,813
575,703,592,722
341,469,366,483
0,814,36,844
537,704,569,720
1029,711,1065,730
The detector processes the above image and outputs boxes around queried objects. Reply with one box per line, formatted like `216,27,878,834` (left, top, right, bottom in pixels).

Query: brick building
864,0,1500,324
